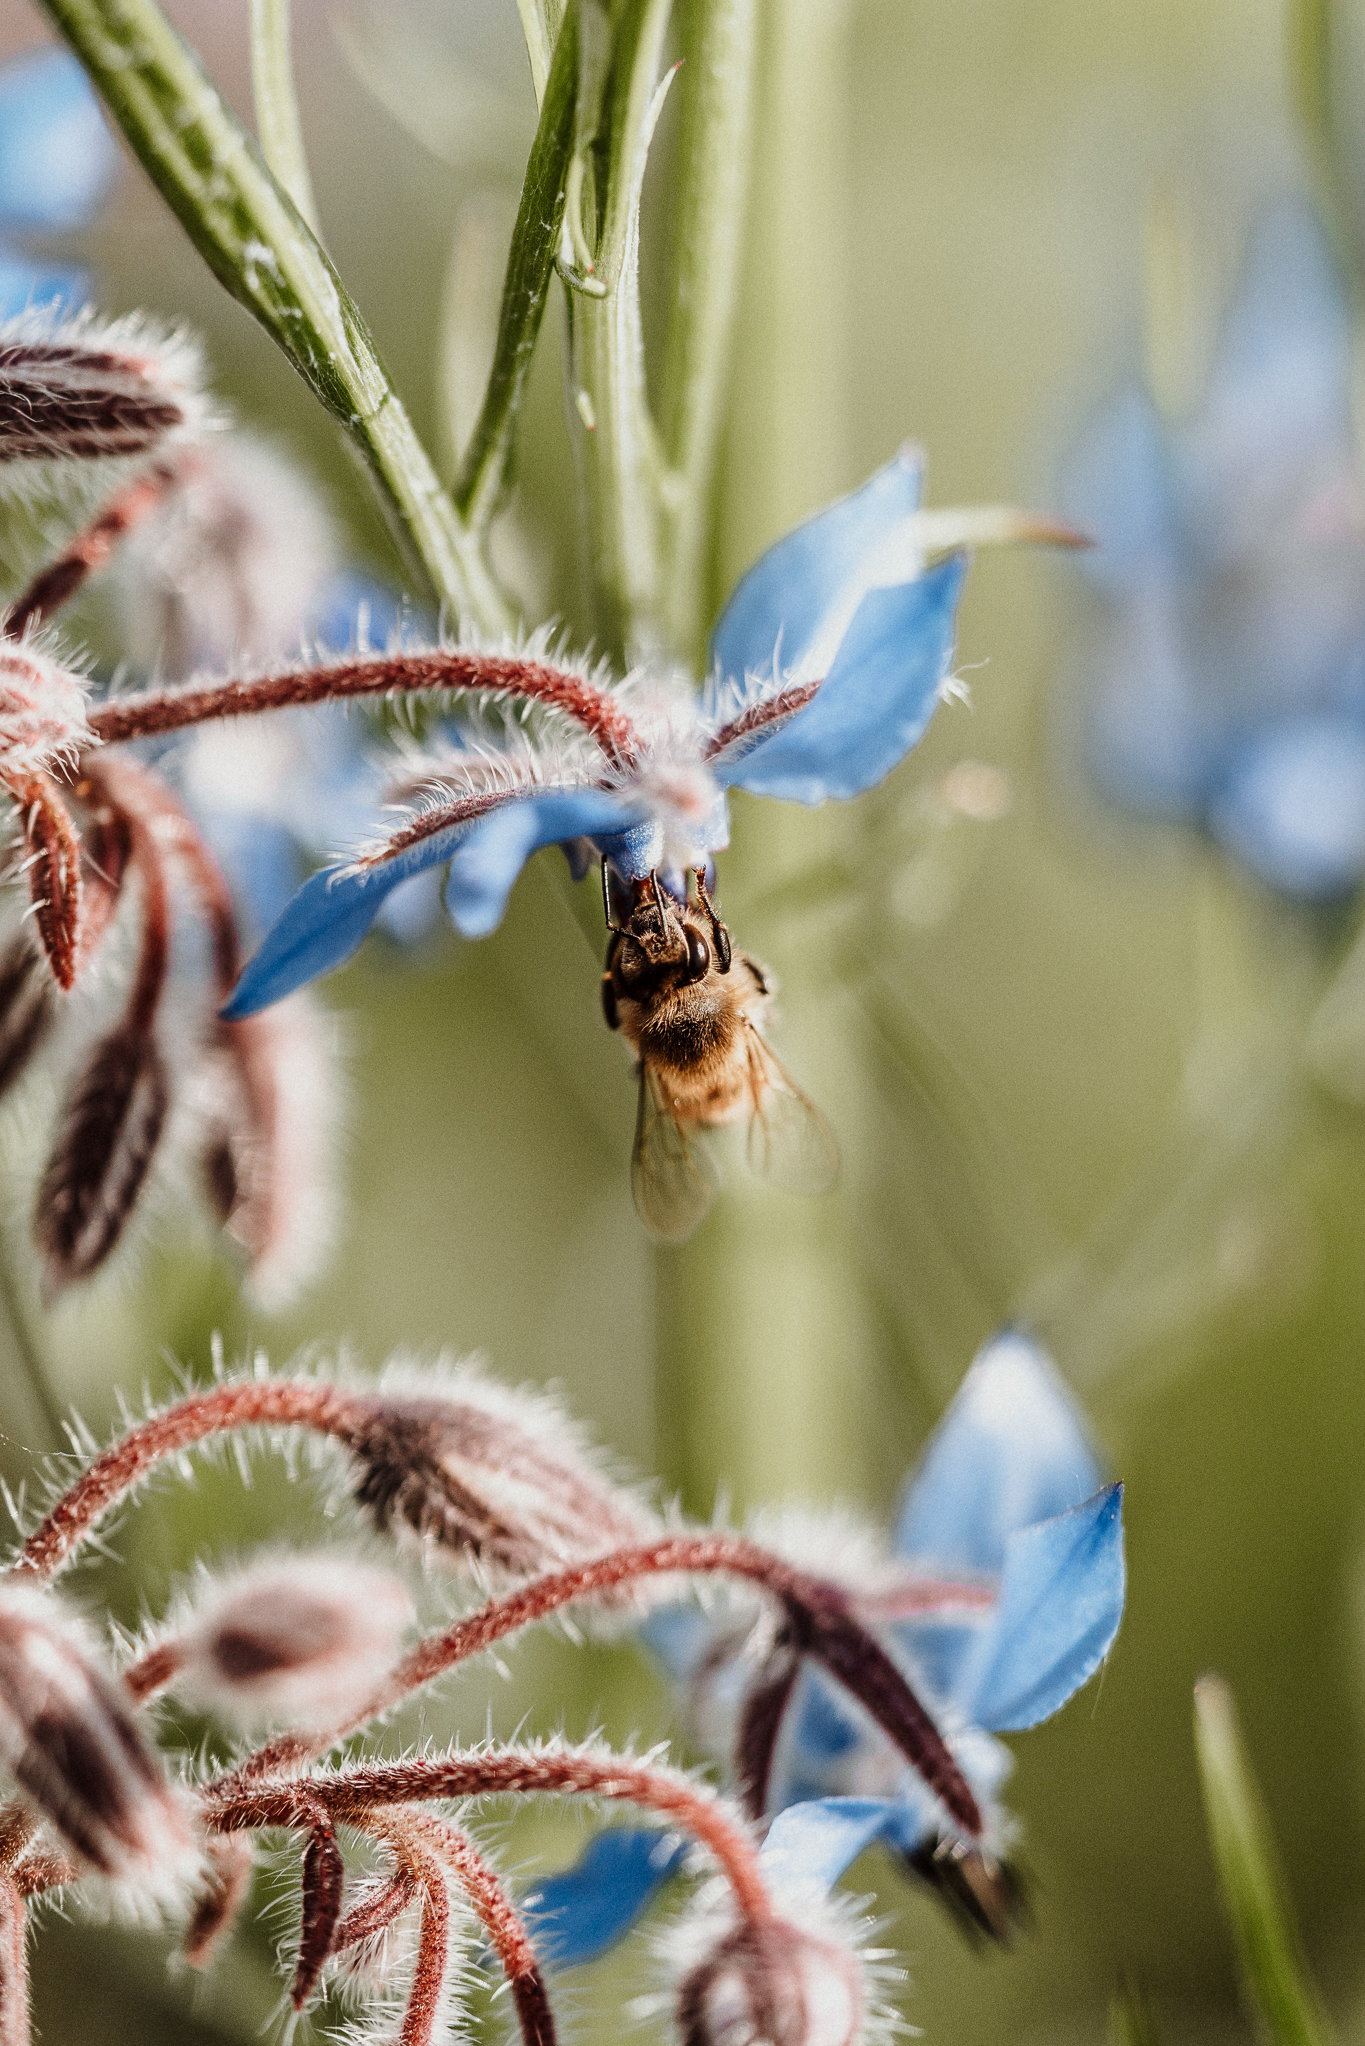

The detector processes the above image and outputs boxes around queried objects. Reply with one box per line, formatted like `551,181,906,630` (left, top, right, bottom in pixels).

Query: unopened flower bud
0,311,206,465
341,1371,654,1582
0,645,91,779
0,1585,192,1882
171,1554,412,1730
677,1919,864,2046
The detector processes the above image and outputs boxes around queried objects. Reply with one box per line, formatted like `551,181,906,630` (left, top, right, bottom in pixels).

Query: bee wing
631,1065,722,1244
742,1020,841,1195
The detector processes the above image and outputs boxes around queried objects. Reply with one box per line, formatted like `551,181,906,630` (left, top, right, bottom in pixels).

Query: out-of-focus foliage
6,1,1365,2044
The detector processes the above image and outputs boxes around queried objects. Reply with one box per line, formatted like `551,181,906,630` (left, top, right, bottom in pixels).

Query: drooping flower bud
0,311,206,465
339,1368,655,1583
0,645,91,780
676,1918,864,2046
33,1023,169,1290
0,1585,192,1882
169,1554,412,1731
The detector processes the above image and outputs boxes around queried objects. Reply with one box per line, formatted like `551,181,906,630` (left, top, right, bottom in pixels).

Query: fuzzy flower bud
341,1368,654,1582
0,645,91,780
169,1554,413,1731
0,1585,192,1882
676,1919,864,2046
0,311,206,465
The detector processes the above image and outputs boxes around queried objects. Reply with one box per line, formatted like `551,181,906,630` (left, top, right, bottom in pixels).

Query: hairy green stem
38,0,511,632
248,0,319,235
657,0,758,665
454,5,579,533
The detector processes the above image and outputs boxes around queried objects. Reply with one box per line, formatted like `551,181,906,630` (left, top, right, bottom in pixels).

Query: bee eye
684,928,711,980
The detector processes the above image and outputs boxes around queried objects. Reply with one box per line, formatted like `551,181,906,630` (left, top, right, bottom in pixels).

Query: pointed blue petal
1208,714,1365,901
0,51,118,233
758,1798,899,1904
1058,387,1179,593
222,816,479,1017
716,555,966,805
443,790,641,938
894,1329,1103,1572
969,1484,1125,1732
524,1828,685,1970
711,450,923,688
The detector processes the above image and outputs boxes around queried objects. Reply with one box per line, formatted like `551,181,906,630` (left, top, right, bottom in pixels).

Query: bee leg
601,972,620,1031
693,868,732,974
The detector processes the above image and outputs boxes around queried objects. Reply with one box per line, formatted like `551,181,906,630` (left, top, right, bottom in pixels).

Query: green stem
454,5,579,533
517,0,566,106
568,0,675,663
657,0,758,666
1194,1676,1334,2046
248,0,320,236
38,0,510,632
654,0,859,1514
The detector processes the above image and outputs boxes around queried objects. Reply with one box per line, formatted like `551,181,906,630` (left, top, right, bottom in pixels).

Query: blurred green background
6,1,1365,2044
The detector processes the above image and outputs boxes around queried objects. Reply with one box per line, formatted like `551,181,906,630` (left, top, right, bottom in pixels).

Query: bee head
616,877,713,994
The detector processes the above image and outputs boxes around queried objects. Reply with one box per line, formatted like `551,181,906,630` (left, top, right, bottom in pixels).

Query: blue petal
200,814,304,946
306,568,432,652
0,251,89,320
593,820,665,885
715,555,966,805
1179,200,1353,545
637,1603,718,1682
968,1484,1126,1732
0,51,118,233
1208,715,1365,901
757,1798,899,1903
786,1666,863,1766
524,1829,685,1970
710,450,923,688
1058,387,1179,593
894,1329,1103,1573
222,816,479,1017
443,790,641,938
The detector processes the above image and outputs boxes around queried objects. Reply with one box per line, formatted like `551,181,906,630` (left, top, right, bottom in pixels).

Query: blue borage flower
221,447,989,1019
0,49,117,318
1062,200,1365,902
522,1330,1125,1968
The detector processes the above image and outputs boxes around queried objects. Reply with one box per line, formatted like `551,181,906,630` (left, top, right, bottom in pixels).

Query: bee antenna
601,856,632,933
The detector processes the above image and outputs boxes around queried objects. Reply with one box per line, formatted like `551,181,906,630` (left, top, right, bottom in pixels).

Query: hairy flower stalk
367,1810,556,2046
85,644,643,769
228,1533,985,1842
205,1745,775,1927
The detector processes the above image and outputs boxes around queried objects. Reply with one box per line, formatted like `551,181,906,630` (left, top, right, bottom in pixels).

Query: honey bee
600,866,839,1242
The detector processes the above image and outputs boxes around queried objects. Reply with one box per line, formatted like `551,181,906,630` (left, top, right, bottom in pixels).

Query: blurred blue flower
223,449,967,1016
521,1331,1124,1967
1063,200,1365,901
0,49,118,317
